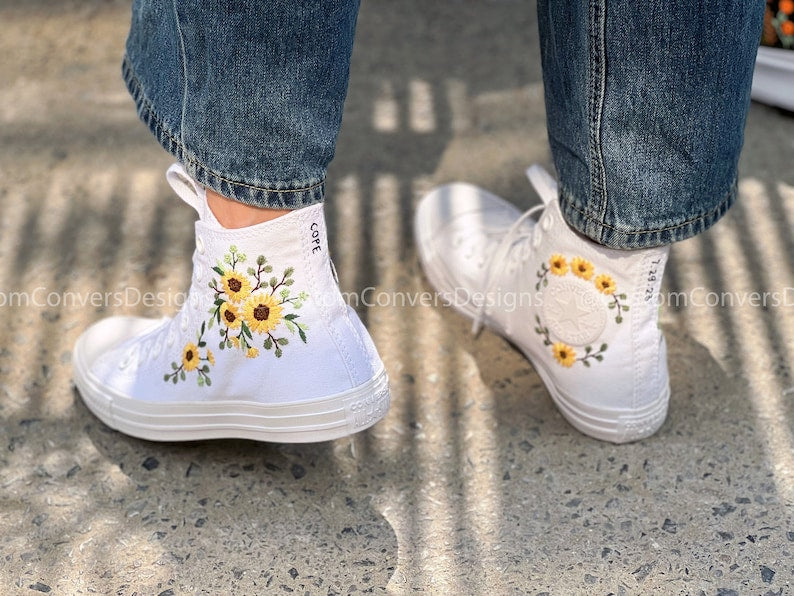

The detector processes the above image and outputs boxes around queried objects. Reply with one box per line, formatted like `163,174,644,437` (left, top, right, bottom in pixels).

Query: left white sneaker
73,163,390,443
415,166,670,443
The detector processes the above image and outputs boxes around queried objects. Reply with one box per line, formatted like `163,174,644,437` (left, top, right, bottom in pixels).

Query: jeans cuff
557,180,738,250
122,56,325,209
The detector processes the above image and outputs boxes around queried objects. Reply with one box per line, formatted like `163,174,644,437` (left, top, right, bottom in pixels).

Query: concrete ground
2,1,794,594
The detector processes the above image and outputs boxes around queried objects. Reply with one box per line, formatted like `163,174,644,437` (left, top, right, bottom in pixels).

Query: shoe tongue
525,165,558,205
165,163,221,227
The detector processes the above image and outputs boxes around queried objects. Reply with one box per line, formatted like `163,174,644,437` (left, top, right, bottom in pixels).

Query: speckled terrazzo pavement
1,1,793,594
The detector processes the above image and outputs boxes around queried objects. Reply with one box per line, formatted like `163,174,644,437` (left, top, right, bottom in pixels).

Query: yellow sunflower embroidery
571,257,594,280
243,292,283,334
594,274,616,295
219,301,242,329
168,248,310,384
552,342,576,367
182,342,200,372
550,254,568,276
221,270,251,303
534,253,625,368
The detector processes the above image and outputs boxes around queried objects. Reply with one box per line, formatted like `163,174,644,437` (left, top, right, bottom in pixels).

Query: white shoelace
471,203,545,336
120,264,203,368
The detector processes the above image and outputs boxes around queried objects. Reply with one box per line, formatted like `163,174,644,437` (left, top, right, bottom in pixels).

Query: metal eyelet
119,350,135,369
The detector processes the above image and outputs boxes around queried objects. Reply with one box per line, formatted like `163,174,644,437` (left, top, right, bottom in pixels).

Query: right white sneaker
73,163,390,443
752,46,794,111
415,166,670,443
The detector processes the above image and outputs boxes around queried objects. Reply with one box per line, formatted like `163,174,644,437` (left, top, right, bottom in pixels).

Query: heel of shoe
544,372,670,444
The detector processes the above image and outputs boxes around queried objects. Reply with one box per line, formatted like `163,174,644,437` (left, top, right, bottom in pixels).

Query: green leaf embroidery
165,248,310,384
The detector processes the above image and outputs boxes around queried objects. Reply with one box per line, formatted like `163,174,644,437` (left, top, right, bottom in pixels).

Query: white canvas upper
73,163,389,442
415,165,670,443
752,46,794,112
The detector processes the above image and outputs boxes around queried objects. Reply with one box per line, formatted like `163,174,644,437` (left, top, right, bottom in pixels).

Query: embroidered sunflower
219,302,242,329
594,274,616,295
182,342,200,372
534,253,626,368
550,254,568,276
243,292,283,334
571,257,594,280
168,247,310,384
552,342,576,367
221,270,251,303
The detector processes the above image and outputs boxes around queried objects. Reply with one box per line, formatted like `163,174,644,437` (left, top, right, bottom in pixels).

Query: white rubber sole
525,348,669,444
414,198,668,444
73,332,390,443
752,46,794,112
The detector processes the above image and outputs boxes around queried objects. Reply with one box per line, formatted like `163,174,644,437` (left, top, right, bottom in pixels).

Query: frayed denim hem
123,56,325,210
558,179,737,250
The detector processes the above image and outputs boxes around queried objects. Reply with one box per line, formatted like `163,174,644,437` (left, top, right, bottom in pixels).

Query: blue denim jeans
537,0,765,247
125,0,764,248
124,0,359,209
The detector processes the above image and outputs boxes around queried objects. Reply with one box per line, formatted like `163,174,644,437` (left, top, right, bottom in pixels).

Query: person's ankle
206,188,291,228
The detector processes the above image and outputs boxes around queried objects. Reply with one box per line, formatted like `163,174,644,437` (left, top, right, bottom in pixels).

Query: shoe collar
166,162,221,227
525,164,558,206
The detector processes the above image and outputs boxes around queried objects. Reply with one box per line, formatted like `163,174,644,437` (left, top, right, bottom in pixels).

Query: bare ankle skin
206,188,291,228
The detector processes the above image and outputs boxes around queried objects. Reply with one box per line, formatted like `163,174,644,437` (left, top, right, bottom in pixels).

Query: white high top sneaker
415,166,669,443
73,164,389,442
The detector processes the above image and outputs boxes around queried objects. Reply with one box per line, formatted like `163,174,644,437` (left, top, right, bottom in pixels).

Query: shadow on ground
1,0,793,594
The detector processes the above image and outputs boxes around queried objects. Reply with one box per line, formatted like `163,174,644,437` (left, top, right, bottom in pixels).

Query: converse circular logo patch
542,278,606,346
534,254,630,368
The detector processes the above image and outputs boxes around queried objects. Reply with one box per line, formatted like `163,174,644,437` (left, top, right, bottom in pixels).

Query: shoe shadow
75,394,397,593
459,311,792,592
